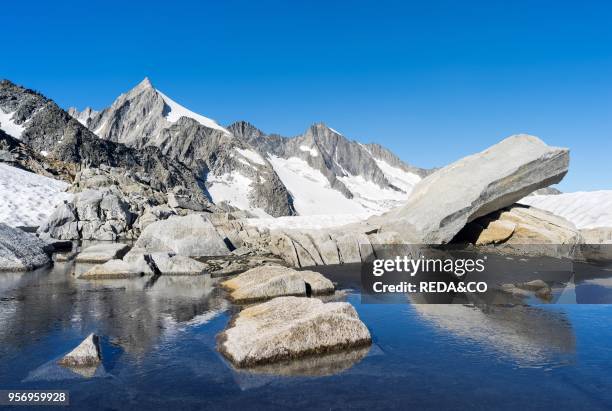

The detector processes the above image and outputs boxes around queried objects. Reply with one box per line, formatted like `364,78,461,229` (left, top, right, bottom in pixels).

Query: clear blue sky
3,0,611,191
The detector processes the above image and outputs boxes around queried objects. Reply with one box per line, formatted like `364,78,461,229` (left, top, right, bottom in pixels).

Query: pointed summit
136,76,154,90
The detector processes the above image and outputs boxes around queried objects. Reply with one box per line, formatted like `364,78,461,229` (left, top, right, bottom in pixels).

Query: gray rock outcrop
0,224,51,271
371,135,570,244
75,243,130,263
134,214,230,257
217,296,371,367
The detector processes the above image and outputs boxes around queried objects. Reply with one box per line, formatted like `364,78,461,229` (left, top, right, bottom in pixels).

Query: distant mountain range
1,78,428,217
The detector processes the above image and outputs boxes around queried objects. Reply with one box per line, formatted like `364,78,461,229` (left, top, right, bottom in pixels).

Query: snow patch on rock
207,172,270,217
267,155,368,215
234,148,266,165
157,89,229,134
0,109,25,139
0,164,72,227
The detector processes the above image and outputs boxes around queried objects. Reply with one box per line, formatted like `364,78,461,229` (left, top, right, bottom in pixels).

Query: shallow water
1,258,612,410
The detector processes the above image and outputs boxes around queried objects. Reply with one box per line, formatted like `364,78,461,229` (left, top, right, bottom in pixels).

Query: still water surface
0,258,611,410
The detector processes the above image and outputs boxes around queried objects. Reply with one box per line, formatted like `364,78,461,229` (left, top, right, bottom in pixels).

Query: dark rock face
0,79,213,210
0,224,51,271
0,129,75,182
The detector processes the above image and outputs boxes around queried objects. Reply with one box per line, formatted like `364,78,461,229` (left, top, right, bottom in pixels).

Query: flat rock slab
75,243,130,263
58,333,101,367
79,259,148,279
0,223,51,271
374,135,569,244
222,265,334,303
218,296,371,367
150,253,207,276
134,214,230,257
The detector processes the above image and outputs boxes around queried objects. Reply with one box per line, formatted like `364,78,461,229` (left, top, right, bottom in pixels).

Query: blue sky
2,0,611,191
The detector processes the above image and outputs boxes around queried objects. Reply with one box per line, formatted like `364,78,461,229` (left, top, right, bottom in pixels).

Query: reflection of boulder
411,302,575,364
234,345,371,377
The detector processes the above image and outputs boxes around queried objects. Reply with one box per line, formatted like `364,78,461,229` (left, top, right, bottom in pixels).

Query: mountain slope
75,78,295,217
229,121,429,215
0,79,212,209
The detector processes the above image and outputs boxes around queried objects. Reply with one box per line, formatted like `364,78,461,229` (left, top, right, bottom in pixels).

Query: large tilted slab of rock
58,333,101,367
75,243,130,263
218,296,371,367
0,223,51,271
373,135,569,244
134,214,230,257
222,265,334,303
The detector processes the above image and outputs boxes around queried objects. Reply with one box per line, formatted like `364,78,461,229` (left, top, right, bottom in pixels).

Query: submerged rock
218,296,371,367
0,224,51,271
58,333,101,367
371,135,569,244
222,265,334,303
75,243,130,263
134,214,230,257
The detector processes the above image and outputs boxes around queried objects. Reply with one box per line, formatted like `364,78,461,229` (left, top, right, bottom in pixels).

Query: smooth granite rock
374,135,569,244
79,259,148,279
134,214,230,257
218,296,371,367
75,243,130,263
222,265,334,303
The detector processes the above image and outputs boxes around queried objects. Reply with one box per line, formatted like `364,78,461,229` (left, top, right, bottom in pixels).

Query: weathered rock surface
150,253,207,276
371,135,569,244
79,259,147,279
218,296,371,367
75,243,130,263
580,227,612,244
464,205,582,246
57,333,101,367
0,224,51,271
222,265,334,303
134,214,230,257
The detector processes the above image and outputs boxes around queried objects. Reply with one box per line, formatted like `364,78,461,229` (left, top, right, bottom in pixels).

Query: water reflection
0,259,228,360
411,301,575,366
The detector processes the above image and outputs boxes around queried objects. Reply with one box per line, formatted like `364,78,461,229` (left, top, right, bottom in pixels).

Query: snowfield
519,191,612,229
244,213,370,230
267,154,421,215
0,164,72,227
207,172,270,217
157,89,230,134
267,155,369,215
